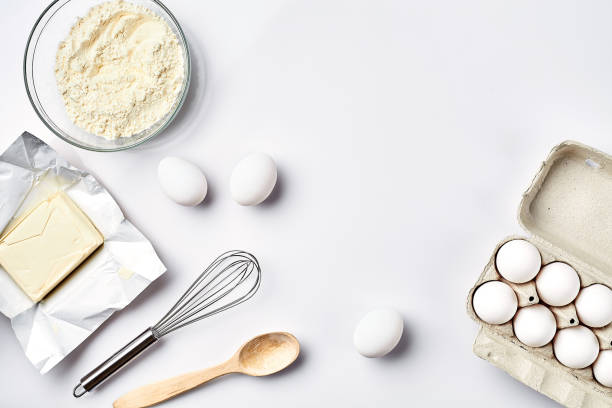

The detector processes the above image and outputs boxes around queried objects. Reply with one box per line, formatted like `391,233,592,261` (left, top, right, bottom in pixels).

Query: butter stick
0,191,103,302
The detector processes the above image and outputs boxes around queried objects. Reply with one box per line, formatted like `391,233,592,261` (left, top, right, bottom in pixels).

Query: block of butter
0,191,103,302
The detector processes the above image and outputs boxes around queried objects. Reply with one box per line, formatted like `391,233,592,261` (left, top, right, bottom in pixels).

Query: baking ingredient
353,309,403,358
512,304,557,347
575,284,612,328
230,153,277,206
593,350,612,388
0,132,167,374
158,157,207,206
113,332,299,408
0,191,103,302
472,281,518,325
495,239,541,283
535,262,580,307
553,325,600,369
55,0,185,139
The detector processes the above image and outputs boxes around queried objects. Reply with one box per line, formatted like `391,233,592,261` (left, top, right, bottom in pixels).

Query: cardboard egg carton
467,141,612,407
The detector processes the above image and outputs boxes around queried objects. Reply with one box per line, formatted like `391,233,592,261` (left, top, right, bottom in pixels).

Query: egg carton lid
518,140,612,287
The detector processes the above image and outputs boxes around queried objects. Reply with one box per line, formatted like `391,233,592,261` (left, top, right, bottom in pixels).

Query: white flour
55,0,184,139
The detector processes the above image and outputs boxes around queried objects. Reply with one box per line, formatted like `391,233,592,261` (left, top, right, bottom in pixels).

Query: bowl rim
23,0,192,152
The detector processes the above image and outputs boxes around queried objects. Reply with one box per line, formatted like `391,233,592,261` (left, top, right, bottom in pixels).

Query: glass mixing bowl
24,0,191,151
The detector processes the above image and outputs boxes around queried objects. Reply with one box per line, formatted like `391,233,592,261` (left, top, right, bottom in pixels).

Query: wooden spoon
113,332,300,408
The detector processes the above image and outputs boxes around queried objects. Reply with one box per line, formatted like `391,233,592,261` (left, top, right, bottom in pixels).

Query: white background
2,1,612,407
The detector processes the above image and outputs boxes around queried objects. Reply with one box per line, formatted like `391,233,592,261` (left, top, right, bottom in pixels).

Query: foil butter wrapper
0,132,166,374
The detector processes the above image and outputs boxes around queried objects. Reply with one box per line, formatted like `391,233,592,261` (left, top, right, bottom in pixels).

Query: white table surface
2,1,612,406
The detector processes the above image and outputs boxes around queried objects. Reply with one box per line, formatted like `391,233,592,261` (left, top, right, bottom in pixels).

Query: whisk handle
73,328,159,398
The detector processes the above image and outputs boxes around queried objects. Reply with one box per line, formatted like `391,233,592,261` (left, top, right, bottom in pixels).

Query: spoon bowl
237,332,300,376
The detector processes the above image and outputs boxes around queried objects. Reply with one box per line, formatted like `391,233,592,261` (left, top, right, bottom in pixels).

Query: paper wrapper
0,132,165,374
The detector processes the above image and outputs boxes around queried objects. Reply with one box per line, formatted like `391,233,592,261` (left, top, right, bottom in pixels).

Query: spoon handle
113,361,235,408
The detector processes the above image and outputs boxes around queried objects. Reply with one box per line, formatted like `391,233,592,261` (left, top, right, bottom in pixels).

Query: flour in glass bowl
55,0,185,140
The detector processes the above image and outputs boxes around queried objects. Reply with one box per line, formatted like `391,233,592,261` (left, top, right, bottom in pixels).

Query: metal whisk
73,250,261,398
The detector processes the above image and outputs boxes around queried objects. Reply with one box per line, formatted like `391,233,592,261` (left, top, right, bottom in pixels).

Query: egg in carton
467,141,612,408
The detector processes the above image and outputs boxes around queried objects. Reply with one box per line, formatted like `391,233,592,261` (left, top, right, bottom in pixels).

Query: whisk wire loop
155,262,249,334
153,250,261,337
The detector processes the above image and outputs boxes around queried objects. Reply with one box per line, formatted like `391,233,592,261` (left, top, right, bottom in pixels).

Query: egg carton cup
467,141,612,407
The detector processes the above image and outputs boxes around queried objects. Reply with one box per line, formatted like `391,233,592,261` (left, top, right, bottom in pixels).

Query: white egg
158,157,207,206
472,281,518,325
593,350,612,388
575,284,612,328
230,153,277,206
495,239,541,283
353,308,403,358
536,262,580,307
553,325,600,369
513,304,557,347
